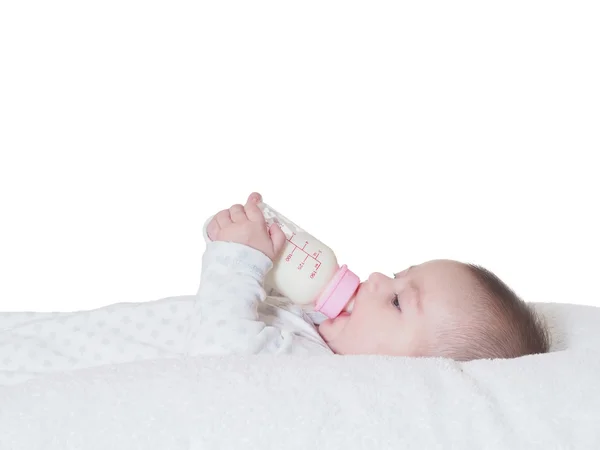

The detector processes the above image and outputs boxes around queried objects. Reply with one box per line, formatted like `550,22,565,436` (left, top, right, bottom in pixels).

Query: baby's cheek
402,324,433,356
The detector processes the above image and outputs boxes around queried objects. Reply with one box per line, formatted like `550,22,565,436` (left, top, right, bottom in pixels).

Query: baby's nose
367,272,390,286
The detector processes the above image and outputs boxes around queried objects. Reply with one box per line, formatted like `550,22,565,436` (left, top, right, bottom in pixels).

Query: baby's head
318,259,550,361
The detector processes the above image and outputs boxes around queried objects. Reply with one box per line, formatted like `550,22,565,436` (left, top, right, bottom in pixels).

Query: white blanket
1,300,599,449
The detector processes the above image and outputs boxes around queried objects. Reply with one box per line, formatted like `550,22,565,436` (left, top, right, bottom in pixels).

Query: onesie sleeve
195,240,273,323
188,240,331,355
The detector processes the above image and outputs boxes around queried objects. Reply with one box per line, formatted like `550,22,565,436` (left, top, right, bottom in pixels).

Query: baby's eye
392,294,401,311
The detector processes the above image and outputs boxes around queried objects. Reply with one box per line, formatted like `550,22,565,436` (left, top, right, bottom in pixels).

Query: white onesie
187,239,333,356
0,222,332,385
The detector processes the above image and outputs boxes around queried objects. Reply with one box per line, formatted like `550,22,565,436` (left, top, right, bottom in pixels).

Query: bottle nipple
344,299,355,313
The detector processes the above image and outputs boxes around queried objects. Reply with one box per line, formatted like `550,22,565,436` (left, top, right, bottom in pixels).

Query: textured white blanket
1,301,599,449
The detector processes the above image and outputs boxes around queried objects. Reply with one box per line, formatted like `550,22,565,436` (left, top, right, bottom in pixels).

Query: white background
1,1,598,312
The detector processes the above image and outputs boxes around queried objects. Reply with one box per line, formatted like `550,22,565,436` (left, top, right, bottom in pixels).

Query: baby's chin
317,312,351,347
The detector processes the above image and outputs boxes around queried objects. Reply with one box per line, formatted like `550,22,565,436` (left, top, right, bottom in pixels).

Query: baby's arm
188,240,277,353
188,193,330,355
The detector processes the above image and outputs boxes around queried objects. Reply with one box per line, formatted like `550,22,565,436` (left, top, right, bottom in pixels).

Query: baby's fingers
215,209,232,228
244,192,265,223
207,209,231,240
206,217,220,240
229,204,247,223
247,192,262,203
269,223,287,258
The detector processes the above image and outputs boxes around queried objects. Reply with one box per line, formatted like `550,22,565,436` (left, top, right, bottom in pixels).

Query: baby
191,192,549,361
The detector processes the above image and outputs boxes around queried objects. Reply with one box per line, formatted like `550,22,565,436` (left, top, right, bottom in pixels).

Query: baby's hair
439,264,550,362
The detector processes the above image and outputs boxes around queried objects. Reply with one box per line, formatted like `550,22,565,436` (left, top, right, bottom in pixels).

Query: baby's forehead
416,259,474,283
414,260,481,307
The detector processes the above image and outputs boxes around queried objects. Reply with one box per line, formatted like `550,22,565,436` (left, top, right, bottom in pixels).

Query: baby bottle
203,200,360,318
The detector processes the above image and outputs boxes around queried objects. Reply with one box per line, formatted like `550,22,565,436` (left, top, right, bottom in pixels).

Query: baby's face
318,259,478,356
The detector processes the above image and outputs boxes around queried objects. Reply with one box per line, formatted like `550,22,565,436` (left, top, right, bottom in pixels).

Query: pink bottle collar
314,265,360,319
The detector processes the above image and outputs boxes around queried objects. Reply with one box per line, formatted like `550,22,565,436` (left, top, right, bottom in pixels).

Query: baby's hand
207,193,287,261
